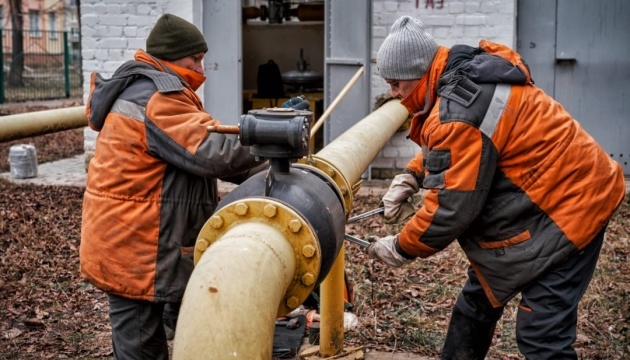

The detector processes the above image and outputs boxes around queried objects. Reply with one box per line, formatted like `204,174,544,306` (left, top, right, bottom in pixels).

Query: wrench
347,207,384,224
344,233,371,247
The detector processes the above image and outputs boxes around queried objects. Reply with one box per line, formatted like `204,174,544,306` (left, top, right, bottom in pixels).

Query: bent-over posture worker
368,15,626,359
79,13,309,359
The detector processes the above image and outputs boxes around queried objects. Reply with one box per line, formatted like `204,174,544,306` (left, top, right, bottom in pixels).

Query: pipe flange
296,156,353,217
196,198,321,317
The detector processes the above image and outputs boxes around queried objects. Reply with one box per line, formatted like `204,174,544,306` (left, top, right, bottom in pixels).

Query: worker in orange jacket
368,16,626,359
80,13,308,359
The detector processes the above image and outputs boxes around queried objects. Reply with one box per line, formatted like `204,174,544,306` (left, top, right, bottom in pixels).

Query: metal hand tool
347,207,384,224
344,233,371,247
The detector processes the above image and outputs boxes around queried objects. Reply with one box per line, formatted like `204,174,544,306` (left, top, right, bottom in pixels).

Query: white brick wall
370,0,516,175
81,0,517,174
81,0,197,154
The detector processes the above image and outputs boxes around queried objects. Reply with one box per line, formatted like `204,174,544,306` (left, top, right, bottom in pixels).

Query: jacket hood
440,40,532,86
86,50,184,131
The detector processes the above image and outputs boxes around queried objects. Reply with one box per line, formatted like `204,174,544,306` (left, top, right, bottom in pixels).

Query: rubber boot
440,307,496,360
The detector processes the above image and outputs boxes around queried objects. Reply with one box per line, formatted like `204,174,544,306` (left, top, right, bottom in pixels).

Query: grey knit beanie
146,14,208,61
377,16,439,80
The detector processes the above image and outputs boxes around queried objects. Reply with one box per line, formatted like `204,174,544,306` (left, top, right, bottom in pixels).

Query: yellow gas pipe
307,99,409,357
173,99,409,359
0,106,86,142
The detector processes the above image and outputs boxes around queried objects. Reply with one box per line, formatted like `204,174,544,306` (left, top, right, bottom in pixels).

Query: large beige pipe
315,99,408,186
174,100,409,358
0,106,86,143
173,222,297,359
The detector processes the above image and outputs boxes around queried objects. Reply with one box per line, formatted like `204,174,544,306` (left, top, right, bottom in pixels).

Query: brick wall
370,0,516,178
81,0,517,175
81,0,197,156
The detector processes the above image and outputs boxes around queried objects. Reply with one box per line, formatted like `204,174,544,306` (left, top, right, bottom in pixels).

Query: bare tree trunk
9,0,24,87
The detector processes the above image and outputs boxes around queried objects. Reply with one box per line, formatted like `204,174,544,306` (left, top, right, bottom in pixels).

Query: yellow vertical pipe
315,99,409,356
172,222,296,359
319,244,346,357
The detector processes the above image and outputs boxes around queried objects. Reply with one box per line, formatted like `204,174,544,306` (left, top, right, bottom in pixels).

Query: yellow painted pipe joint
294,156,355,217
196,198,322,316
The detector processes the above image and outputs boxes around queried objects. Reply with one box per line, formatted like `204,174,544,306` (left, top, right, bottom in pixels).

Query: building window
48,12,57,39
70,27,79,42
0,5,4,29
29,10,41,37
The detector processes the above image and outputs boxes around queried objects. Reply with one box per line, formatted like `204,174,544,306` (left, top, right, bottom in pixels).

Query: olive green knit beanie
146,13,208,61
377,16,439,80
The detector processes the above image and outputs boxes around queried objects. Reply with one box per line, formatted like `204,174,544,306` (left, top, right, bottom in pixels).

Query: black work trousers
452,226,606,359
108,294,171,360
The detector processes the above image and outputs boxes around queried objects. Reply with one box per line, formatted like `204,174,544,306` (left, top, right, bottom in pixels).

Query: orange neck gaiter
162,61,206,91
403,46,450,142
400,70,432,117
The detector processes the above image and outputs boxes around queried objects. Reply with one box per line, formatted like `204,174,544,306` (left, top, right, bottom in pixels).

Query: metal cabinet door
323,0,371,145
518,0,630,173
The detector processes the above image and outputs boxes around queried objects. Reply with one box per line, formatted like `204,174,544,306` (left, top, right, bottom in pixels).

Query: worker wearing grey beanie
376,16,439,80
370,14,623,360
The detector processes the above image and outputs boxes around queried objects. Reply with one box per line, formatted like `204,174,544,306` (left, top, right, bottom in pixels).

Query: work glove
367,234,414,268
282,96,311,111
381,173,419,224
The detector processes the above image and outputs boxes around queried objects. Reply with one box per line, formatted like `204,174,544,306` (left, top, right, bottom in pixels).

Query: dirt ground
0,105,628,359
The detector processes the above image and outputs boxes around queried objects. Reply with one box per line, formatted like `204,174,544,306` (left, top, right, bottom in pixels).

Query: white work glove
381,173,419,224
367,234,414,268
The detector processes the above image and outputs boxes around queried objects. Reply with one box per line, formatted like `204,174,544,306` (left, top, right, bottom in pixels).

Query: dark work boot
441,307,497,360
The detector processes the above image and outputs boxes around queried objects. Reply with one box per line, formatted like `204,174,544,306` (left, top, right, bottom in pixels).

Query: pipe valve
239,108,313,159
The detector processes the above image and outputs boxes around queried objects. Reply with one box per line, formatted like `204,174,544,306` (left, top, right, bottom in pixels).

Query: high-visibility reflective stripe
479,84,511,138
111,99,146,122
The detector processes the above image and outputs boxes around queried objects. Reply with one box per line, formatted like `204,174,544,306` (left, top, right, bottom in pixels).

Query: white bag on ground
9,144,38,179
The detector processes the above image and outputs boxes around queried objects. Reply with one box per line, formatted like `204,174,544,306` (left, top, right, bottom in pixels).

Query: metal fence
0,29,82,103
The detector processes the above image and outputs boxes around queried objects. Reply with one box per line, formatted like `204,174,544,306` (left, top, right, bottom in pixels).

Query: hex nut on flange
234,202,249,216
209,215,224,229
286,296,300,309
196,239,210,252
288,219,302,233
301,273,315,286
263,204,277,218
301,245,316,258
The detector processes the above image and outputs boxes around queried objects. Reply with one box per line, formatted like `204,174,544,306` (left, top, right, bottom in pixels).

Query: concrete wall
81,0,517,176
369,0,516,177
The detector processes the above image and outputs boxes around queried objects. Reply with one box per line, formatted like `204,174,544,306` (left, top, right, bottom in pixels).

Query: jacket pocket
423,149,451,189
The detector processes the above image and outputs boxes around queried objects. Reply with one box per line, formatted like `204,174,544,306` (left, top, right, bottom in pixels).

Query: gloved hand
367,234,414,268
381,173,419,224
282,96,311,111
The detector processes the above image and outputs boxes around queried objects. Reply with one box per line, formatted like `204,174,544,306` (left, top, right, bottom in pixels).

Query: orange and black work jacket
397,41,626,307
80,50,262,302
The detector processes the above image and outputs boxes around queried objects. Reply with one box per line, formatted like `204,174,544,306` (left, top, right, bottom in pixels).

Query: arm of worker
219,161,269,185
144,92,264,178
396,120,497,259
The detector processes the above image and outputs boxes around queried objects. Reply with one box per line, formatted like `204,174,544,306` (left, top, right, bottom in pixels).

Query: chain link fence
0,29,82,103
